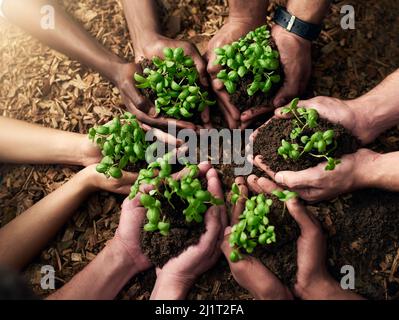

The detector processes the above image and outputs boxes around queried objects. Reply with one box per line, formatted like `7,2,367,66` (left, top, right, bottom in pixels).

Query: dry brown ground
0,0,399,299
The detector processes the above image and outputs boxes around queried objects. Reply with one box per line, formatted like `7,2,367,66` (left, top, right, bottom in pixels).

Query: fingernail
275,173,283,184
224,226,232,236
275,98,287,108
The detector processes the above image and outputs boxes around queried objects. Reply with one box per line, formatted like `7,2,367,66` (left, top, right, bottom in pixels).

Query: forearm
122,0,161,51
0,117,88,165
0,170,93,270
47,239,138,300
299,277,364,300
228,0,268,23
360,151,399,192
2,0,124,84
352,69,399,141
286,0,331,24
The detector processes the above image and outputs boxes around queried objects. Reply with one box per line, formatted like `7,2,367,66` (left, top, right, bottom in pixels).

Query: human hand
221,177,293,300
205,19,273,129
253,146,379,202
150,167,227,300
246,175,336,300
271,25,311,108
114,63,199,131
111,196,153,274
274,96,371,144
133,35,210,129
79,164,138,194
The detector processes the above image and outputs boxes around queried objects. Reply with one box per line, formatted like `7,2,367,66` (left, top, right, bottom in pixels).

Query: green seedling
134,47,215,119
228,184,297,262
129,154,224,236
278,98,341,171
214,25,281,96
89,112,150,178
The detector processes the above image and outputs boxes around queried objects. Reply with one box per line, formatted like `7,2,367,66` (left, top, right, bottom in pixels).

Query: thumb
273,77,299,108
220,227,232,258
120,171,138,185
274,169,316,189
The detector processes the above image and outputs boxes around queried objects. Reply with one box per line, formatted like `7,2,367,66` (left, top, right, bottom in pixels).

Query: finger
201,106,211,128
125,100,196,131
109,171,138,194
141,123,183,146
253,155,276,179
218,98,239,129
220,227,233,257
206,52,222,77
213,86,240,121
274,106,293,119
273,75,300,108
139,183,155,194
246,175,263,194
190,49,209,87
285,198,321,235
294,187,327,202
255,177,280,195
172,162,212,180
197,206,222,254
123,79,154,114
206,168,224,201
241,105,275,123
231,177,248,225
121,193,143,212
274,167,319,189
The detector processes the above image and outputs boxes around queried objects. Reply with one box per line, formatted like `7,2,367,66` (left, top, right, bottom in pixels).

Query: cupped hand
205,19,272,129
114,62,199,131
274,96,371,144
221,177,293,300
134,35,211,129
246,175,330,299
113,196,152,273
151,166,227,299
271,25,311,108
253,144,379,202
81,164,138,194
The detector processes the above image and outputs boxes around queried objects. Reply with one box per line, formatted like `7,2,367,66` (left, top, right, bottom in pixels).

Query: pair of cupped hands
108,162,334,300
113,21,312,130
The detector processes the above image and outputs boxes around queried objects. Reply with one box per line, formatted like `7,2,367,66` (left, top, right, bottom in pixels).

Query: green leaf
144,223,158,232
224,80,236,94
96,163,108,174
108,167,122,179
140,194,156,207
134,73,147,83
163,47,174,59
232,183,240,195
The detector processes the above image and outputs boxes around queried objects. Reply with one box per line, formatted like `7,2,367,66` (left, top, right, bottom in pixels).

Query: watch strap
274,6,322,41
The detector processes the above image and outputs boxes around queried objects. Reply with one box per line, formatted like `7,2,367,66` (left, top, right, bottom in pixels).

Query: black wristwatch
273,6,322,41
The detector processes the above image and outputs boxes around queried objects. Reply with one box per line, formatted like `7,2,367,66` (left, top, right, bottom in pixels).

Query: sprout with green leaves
88,112,149,178
228,183,297,263
214,25,281,96
278,98,341,171
134,47,215,119
129,154,223,236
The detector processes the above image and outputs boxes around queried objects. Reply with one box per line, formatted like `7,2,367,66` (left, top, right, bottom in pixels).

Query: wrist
133,32,162,59
351,149,381,189
295,274,339,300
228,0,267,25
286,2,329,25
350,94,399,144
75,166,101,193
107,237,142,276
151,273,194,300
